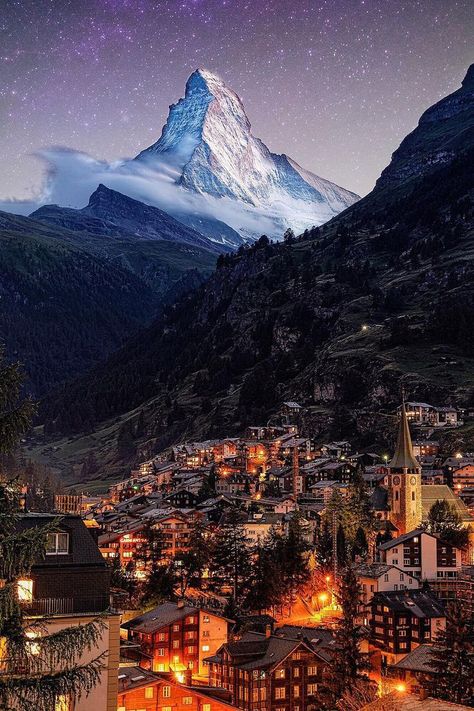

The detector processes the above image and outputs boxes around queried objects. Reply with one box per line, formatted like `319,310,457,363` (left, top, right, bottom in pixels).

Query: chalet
206,630,330,711
122,601,231,678
164,488,200,508
412,441,440,458
216,473,255,496
242,512,285,547
378,529,462,582
355,563,419,606
453,464,474,492
386,644,439,698
368,589,445,665
117,665,239,711
17,514,119,711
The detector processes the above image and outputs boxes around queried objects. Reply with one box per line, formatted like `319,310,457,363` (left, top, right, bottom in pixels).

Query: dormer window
46,532,69,555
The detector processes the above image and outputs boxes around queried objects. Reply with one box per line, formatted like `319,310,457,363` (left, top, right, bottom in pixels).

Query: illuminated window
183,697,193,705
26,631,41,656
17,579,33,602
202,645,210,652
307,684,318,695
275,688,285,699
173,640,180,649
173,624,180,631
55,696,70,711
308,666,318,676
145,687,154,699
293,686,300,698
46,532,69,555
158,632,166,641
293,667,300,678
202,705,211,711
158,648,165,656
163,686,171,698
275,669,285,679
157,664,165,672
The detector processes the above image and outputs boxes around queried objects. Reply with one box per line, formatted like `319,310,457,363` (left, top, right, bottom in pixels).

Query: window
202,630,210,638
202,645,210,652
308,684,318,695
392,559,398,565
173,624,180,631
399,642,407,649
17,579,33,603
275,688,286,699
293,667,300,678
158,648,165,656
187,616,195,624
404,559,410,566
145,687,154,699
163,686,171,698
187,645,196,654
162,707,172,711
384,574,389,582
203,705,211,711
158,632,166,641
157,663,165,672
203,615,210,623
412,492,416,500
173,640,180,649
182,697,193,705
399,630,406,637
400,573,404,581
293,686,300,698
308,666,318,676
46,532,69,555
275,669,285,679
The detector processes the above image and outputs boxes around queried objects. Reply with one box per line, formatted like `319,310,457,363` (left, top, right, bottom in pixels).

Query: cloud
0,146,281,238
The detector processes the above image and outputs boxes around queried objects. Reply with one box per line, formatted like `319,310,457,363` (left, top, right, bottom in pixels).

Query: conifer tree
210,508,250,601
428,600,474,704
0,352,106,711
323,565,367,704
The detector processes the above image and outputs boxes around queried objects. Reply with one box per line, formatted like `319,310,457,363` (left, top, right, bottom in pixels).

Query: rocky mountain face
135,69,359,238
376,64,474,190
39,66,474,482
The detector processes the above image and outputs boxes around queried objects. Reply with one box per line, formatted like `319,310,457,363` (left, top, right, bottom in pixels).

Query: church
377,401,472,538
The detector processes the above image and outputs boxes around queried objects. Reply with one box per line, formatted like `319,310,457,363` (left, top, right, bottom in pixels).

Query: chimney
177,599,185,609
265,624,272,639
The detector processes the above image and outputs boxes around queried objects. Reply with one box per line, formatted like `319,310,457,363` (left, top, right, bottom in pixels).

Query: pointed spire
389,400,420,470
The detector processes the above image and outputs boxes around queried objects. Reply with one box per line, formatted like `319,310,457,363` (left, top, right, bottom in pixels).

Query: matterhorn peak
134,69,359,237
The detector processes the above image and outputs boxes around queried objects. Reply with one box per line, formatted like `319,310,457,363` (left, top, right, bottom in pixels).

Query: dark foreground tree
428,600,474,704
0,352,105,710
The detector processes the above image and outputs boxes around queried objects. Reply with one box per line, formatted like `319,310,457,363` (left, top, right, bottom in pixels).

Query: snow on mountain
134,69,359,238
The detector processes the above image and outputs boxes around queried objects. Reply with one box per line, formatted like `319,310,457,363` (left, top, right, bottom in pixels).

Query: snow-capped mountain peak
135,68,359,237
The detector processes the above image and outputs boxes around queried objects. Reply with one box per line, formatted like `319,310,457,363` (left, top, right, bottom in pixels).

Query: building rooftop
389,401,420,471
392,643,437,674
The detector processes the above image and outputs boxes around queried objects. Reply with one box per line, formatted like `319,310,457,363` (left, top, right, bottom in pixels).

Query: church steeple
389,400,419,471
385,398,422,535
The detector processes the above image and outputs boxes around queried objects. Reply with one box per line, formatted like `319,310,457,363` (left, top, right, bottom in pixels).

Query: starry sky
1,0,472,200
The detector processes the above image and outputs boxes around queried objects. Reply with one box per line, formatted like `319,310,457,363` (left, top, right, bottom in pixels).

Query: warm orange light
395,683,406,693
17,579,33,602
318,593,328,604
325,575,331,583
175,672,185,683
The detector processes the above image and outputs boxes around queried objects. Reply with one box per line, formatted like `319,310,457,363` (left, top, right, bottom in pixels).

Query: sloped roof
371,590,445,618
389,402,420,470
18,514,106,568
392,644,437,673
421,485,473,523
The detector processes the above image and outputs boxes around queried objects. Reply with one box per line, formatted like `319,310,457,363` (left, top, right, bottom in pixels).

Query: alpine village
1,6,474,711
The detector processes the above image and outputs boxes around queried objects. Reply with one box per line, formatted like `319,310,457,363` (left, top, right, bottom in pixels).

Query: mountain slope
37,65,474,481
134,68,359,237
31,184,222,253
0,211,161,396
376,63,474,191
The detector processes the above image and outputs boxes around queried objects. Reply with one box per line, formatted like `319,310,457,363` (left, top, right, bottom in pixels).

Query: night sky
1,0,472,200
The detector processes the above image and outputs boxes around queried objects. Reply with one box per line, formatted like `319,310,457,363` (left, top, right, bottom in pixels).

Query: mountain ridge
36,65,474,482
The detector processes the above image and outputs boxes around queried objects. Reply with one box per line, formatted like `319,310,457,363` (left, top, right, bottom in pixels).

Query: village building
122,601,231,678
205,630,330,711
378,529,462,582
18,514,120,711
368,589,445,666
117,665,239,711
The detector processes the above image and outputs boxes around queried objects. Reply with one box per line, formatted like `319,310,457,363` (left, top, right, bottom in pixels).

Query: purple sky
1,0,472,199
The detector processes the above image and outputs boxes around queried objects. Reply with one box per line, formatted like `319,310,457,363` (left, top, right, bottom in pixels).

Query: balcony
23,595,110,616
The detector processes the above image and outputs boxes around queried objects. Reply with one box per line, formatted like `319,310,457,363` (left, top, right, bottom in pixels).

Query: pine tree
323,565,367,704
315,518,333,573
428,600,474,704
424,499,469,549
175,518,214,597
245,537,280,613
0,353,105,710
210,508,250,602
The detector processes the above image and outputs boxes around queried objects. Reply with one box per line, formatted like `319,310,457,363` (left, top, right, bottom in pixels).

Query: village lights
318,592,328,605
361,324,368,332
175,671,185,683
394,683,406,694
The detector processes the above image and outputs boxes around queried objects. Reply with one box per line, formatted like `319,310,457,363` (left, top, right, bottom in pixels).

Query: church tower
385,401,422,535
